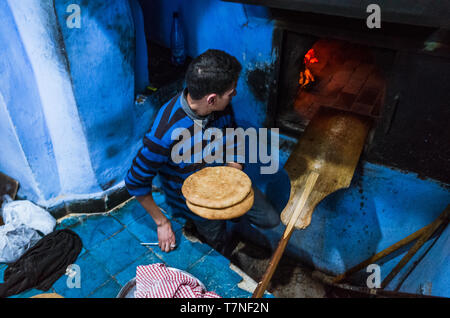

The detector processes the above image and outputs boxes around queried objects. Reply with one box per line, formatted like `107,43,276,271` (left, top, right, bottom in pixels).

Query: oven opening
275,35,391,136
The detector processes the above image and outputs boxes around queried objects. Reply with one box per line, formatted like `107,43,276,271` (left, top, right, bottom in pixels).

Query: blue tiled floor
2,192,257,298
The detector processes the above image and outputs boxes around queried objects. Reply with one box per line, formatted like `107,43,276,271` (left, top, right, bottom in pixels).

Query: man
125,49,279,256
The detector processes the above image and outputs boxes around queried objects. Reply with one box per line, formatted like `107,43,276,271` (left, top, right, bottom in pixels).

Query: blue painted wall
0,0,147,205
53,0,138,190
140,0,277,129
0,0,63,203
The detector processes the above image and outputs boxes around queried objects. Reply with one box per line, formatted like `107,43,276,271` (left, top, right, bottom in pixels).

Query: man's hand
157,220,176,252
226,162,243,170
136,193,176,253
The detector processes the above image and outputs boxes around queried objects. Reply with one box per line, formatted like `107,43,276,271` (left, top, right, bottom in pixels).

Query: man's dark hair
185,49,242,100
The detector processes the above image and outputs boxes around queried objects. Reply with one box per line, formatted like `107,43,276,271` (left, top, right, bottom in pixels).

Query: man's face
213,82,237,111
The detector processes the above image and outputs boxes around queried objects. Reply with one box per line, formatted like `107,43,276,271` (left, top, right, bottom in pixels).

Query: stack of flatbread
181,166,254,220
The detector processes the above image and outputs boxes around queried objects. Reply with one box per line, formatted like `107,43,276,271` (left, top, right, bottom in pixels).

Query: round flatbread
186,188,254,220
182,166,252,209
31,293,64,298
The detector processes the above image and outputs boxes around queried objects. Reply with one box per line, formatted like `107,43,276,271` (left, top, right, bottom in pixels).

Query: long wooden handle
334,205,449,286
381,205,449,289
252,172,319,298
333,223,432,284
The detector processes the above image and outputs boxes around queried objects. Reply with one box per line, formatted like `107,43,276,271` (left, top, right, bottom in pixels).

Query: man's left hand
226,162,243,170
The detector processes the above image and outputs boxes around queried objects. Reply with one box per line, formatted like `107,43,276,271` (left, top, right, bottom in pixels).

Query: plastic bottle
170,12,186,66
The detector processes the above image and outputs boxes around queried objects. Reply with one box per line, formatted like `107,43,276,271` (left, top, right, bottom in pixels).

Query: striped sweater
125,90,242,219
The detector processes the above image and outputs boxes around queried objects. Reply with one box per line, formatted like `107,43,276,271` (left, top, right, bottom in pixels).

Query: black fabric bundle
0,229,82,298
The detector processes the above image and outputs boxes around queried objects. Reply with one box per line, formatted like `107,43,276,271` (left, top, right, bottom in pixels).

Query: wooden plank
381,205,449,289
253,108,372,297
280,107,372,229
333,222,434,284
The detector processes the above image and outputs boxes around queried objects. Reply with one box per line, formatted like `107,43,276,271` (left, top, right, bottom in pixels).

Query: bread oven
225,0,450,184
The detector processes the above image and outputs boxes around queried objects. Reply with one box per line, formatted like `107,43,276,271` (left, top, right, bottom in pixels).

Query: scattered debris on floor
1,197,264,298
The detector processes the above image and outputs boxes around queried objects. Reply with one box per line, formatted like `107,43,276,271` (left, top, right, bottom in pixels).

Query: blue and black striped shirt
125,89,242,218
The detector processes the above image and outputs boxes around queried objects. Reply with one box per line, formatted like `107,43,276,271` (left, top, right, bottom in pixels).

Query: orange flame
299,68,314,88
304,49,318,65
299,49,318,88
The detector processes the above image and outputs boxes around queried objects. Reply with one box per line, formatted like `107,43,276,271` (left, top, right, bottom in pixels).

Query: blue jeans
191,186,280,254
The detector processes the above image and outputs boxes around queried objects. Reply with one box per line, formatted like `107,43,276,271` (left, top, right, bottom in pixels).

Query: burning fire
299,68,314,88
299,49,318,88
304,49,318,64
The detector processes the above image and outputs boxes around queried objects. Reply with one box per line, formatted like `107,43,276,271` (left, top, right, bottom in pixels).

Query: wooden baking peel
252,107,371,297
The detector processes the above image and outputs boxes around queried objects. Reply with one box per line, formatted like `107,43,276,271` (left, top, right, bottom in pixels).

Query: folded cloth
135,263,221,298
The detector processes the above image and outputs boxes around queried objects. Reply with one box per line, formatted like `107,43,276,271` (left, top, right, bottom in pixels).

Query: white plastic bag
0,223,41,263
2,200,56,235
0,198,56,263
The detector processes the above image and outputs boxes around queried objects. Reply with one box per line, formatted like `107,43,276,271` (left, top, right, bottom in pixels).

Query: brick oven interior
275,36,389,134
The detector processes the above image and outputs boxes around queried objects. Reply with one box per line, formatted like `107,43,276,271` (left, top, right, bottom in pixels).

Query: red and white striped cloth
135,263,221,298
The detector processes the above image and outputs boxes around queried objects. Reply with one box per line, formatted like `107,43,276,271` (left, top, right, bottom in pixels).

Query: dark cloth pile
0,229,82,298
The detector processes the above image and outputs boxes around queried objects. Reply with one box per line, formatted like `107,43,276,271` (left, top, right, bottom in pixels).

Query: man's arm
135,192,176,252
125,131,175,252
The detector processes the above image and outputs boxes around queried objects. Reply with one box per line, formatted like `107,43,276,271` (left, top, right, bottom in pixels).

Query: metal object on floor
252,107,372,298
140,242,177,248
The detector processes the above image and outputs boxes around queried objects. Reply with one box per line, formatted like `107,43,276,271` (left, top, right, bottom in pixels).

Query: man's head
185,49,242,113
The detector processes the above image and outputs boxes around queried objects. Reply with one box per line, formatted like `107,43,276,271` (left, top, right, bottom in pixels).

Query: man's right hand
136,194,176,253
157,220,176,252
